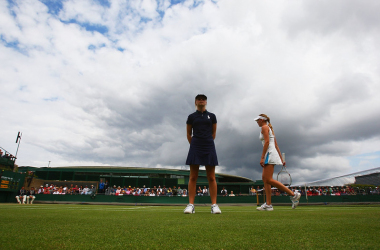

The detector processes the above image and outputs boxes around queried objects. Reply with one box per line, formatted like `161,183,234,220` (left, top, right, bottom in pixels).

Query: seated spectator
16,187,27,204
167,187,173,196
329,186,333,195
177,186,183,196
82,185,90,195
149,189,156,196
335,188,341,196
274,189,280,196
26,187,37,204
249,186,256,195
43,187,50,194
229,191,235,197
257,186,261,195
78,185,84,194
160,188,166,196
349,186,355,195
111,185,117,195
90,185,96,195
202,186,208,196
220,187,228,197
144,189,150,196
182,189,187,197
66,188,73,195
50,184,56,194
197,186,203,196
38,185,44,194
172,186,178,196
116,186,122,196
105,187,112,195
73,185,79,194
53,187,63,194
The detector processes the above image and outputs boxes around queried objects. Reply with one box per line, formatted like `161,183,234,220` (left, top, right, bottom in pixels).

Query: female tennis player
184,94,221,214
255,114,300,211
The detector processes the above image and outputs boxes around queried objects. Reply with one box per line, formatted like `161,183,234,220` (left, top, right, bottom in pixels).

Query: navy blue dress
186,110,219,166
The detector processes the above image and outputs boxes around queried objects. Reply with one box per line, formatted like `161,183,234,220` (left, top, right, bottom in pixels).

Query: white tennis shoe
256,203,274,211
184,204,195,214
211,204,221,214
290,191,301,209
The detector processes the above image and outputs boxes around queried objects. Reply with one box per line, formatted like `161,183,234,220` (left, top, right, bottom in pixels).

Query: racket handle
282,153,285,162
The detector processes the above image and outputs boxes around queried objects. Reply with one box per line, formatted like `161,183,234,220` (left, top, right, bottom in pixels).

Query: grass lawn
1,204,379,249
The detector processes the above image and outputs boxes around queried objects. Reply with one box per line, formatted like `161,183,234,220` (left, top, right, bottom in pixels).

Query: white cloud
1,0,380,183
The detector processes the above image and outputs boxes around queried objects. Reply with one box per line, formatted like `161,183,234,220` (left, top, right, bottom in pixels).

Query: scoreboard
0,170,25,190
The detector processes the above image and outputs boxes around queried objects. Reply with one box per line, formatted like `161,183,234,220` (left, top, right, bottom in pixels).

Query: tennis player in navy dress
184,94,221,214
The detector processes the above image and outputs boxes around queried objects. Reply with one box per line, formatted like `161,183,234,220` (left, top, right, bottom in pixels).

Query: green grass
1,204,379,250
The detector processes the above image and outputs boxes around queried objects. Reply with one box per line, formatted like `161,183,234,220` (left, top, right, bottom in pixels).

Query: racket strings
277,166,292,186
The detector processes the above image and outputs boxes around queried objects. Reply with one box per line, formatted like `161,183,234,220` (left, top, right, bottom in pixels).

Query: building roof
19,166,254,183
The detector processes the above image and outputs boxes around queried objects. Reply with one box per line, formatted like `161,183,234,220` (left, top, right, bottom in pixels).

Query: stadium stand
0,147,16,171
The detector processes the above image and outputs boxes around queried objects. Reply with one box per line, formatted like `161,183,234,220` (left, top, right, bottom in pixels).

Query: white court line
2,205,378,213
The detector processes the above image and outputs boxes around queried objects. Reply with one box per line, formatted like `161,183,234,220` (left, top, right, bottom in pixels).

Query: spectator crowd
103,185,189,197
302,186,380,196
16,183,379,204
0,148,16,161
0,148,17,169
35,184,97,195
247,185,380,196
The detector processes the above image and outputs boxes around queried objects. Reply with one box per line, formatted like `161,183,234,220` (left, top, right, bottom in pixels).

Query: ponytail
259,114,274,133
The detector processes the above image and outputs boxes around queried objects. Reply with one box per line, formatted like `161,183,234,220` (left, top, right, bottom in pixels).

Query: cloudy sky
1,0,380,184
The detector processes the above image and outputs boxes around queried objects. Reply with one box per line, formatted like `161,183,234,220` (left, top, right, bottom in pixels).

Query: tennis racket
277,153,292,187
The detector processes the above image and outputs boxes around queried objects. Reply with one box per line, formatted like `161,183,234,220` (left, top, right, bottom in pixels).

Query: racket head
277,165,292,187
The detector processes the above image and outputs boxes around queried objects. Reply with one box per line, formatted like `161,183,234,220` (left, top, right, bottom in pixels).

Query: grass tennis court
1,204,379,249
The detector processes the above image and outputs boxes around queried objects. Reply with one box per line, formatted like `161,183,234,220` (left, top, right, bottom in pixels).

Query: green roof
19,166,254,182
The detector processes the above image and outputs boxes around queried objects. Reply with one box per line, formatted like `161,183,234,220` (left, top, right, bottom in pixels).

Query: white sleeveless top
259,127,283,165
